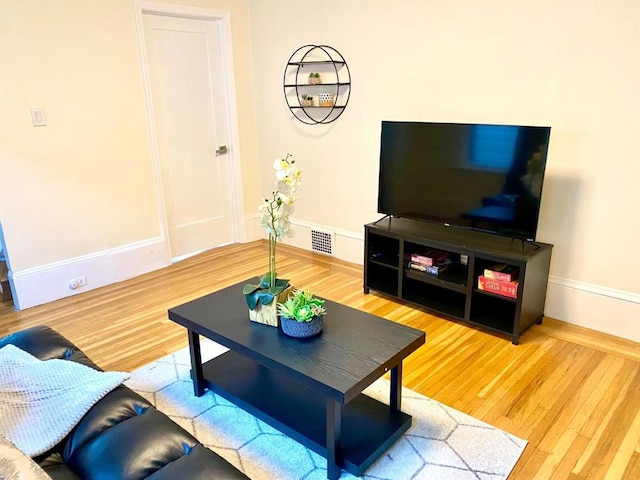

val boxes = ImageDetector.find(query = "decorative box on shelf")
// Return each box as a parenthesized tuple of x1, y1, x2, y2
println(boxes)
(318, 93, 335, 107)
(483, 264, 520, 282)
(477, 275, 518, 299)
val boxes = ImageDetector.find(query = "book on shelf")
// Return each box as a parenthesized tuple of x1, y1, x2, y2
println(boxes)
(483, 264, 519, 282)
(408, 259, 452, 276)
(477, 275, 518, 299)
(410, 250, 449, 267)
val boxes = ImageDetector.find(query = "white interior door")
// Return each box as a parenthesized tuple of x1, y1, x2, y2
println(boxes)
(142, 12, 235, 260)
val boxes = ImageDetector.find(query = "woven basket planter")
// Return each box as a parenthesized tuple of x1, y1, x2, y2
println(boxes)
(280, 315, 323, 338)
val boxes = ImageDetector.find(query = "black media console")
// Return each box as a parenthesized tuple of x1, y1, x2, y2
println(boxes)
(364, 217, 553, 344)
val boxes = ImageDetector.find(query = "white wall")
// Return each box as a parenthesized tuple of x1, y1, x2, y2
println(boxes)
(248, 0, 640, 341)
(2, 0, 638, 343)
(0, 0, 261, 308)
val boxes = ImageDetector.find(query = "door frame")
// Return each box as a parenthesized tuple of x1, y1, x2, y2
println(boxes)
(134, 1, 246, 261)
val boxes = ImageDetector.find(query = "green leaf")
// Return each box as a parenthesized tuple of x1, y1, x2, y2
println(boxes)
(242, 284, 260, 295)
(258, 273, 271, 288)
(244, 290, 260, 310)
(258, 292, 275, 305)
(269, 286, 283, 296)
(245, 275, 290, 310)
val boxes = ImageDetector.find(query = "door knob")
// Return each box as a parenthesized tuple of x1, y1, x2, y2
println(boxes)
(216, 145, 228, 156)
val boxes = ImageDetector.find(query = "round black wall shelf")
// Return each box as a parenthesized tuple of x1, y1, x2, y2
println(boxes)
(283, 45, 351, 125)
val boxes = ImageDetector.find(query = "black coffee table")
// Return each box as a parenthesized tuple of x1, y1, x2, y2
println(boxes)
(168, 280, 425, 479)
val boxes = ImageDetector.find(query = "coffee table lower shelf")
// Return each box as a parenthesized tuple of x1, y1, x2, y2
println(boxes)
(198, 350, 412, 477)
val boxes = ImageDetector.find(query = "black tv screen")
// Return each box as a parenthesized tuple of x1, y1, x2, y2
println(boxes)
(378, 121, 551, 241)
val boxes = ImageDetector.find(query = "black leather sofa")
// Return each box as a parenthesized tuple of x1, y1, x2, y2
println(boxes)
(0, 325, 249, 480)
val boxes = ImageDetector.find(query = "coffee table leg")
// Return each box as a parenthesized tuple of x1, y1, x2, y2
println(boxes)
(326, 399, 342, 480)
(390, 362, 403, 411)
(188, 329, 206, 397)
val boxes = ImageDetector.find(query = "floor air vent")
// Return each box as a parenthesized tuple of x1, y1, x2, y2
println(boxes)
(311, 229, 334, 256)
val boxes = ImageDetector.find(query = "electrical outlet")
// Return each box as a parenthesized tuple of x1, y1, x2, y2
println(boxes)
(68, 276, 87, 290)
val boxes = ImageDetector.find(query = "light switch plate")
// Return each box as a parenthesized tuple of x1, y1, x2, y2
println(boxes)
(30, 108, 46, 126)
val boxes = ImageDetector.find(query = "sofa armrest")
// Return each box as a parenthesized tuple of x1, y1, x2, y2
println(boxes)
(1, 325, 251, 480)
(0, 325, 98, 369)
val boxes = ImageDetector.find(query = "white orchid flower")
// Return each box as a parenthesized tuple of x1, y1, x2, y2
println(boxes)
(273, 157, 289, 171)
(277, 191, 296, 205)
(256, 153, 302, 288)
(289, 167, 302, 184)
(280, 204, 295, 216)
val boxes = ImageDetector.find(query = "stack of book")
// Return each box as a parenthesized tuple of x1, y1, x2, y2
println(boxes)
(408, 250, 452, 276)
(477, 264, 519, 298)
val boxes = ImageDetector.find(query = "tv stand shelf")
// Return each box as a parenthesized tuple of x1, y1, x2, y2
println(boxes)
(364, 217, 553, 344)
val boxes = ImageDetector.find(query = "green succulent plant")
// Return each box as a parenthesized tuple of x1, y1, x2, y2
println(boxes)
(277, 288, 326, 322)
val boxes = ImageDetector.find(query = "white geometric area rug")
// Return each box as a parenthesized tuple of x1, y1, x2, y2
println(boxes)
(125, 339, 526, 480)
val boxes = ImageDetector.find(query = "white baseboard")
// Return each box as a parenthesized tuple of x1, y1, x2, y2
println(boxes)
(283, 219, 364, 265)
(247, 217, 365, 264)
(11, 237, 171, 310)
(545, 276, 640, 343)
(11, 212, 287, 311)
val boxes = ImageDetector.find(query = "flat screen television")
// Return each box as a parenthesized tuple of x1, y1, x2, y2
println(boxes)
(378, 121, 551, 241)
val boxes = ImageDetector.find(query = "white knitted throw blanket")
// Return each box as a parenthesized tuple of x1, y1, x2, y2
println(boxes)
(0, 344, 129, 457)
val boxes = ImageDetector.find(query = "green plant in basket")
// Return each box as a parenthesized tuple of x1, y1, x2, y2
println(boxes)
(243, 274, 290, 310)
(277, 289, 327, 322)
(308, 72, 322, 85)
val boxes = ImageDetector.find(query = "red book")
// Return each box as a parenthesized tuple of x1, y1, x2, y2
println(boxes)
(483, 264, 519, 282)
(410, 253, 433, 266)
(478, 275, 518, 299)
(411, 250, 449, 267)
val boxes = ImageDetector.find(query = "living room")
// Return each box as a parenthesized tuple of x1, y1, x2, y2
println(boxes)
(1, 0, 639, 479)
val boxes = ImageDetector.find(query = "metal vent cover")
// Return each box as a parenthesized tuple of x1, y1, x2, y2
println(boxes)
(311, 229, 334, 256)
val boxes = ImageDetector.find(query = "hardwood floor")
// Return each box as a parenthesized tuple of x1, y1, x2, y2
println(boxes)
(1, 241, 639, 479)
